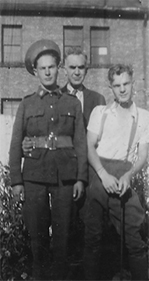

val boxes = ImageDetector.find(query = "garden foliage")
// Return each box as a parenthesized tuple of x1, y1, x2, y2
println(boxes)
(0, 160, 148, 280)
(0, 162, 31, 281)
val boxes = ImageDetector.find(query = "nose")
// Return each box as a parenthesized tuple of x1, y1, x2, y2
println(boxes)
(120, 84, 125, 93)
(74, 67, 80, 75)
(45, 67, 50, 75)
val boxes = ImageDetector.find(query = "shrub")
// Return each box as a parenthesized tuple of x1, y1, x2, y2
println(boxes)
(0, 162, 31, 281)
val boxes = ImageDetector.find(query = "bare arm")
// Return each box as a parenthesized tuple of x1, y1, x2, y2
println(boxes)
(118, 143, 149, 196)
(87, 130, 119, 194)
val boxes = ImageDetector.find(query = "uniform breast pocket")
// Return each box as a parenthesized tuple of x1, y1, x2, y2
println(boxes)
(60, 111, 76, 134)
(60, 111, 75, 119)
(25, 107, 45, 135)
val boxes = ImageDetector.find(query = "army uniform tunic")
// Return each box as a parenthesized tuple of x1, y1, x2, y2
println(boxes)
(10, 86, 87, 185)
(9, 86, 88, 279)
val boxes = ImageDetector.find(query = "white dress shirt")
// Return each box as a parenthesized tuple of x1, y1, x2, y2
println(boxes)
(67, 83, 84, 112)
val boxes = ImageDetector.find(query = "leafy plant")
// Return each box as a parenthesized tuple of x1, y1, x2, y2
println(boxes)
(0, 162, 31, 281)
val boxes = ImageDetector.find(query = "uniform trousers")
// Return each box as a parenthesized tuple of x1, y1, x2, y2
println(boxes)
(22, 180, 73, 280)
(83, 169, 148, 280)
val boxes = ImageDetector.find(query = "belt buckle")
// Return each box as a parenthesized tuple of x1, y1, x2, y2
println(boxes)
(47, 133, 57, 150)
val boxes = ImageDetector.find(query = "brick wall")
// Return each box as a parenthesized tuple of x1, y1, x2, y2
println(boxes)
(0, 14, 148, 109)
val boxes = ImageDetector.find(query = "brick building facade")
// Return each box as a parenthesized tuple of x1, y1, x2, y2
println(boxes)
(0, 0, 149, 116)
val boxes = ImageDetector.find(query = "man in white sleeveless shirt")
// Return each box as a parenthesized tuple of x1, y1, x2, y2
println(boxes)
(84, 64, 149, 280)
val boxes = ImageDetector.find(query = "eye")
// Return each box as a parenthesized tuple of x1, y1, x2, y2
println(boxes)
(70, 66, 76, 70)
(78, 66, 85, 70)
(113, 84, 120, 88)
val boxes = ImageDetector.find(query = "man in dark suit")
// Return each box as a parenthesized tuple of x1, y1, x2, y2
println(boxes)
(62, 47, 106, 129)
(61, 47, 106, 262)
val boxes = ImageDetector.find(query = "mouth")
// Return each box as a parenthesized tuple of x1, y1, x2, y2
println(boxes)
(120, 94, 128, 98)
(73, 78, 82, 82)
(45, 78, 52, 81)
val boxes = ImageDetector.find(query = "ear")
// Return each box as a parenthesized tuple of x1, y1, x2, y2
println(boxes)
(108, 82, 112, 89)
(85, 66, 88, 75)
(63, 65, 68, 77)
(57, 61, 62, 69)
(33, 68, 38, 76)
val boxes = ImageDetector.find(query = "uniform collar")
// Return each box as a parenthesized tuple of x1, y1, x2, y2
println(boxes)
(37, 84, 62, 98)
(107, 101, 138, 121)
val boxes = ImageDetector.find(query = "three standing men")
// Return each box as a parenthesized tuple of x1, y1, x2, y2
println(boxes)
(9, 38, 148, 281)
(84, 64, 149, 280)
(9, 39, 88, 280)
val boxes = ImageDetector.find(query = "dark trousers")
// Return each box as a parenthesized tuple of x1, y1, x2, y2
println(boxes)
(83, 170, 148, 280)
(22, 180, 73, 280)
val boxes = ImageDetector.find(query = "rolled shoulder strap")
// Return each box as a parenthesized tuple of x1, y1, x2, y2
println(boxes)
(97, 104, 111, 141)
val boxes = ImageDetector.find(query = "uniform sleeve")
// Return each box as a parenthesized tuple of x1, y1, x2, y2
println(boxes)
(73, 100, 88, 184)
(9, 101, 25, 186)
(87, 105, 105, 135)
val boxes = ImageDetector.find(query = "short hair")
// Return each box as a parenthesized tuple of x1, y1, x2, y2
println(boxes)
(108, 64, 133, 84)
(64, 46, 88, 64)
(34, 49, 60, 68)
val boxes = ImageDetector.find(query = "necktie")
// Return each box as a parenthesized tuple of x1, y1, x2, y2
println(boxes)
(72, 89, 78, 96)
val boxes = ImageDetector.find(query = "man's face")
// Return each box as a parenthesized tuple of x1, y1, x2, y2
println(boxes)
(64, 54, 87, 88)
(110, 72, 133, 104)
(34, 54, 59, 89)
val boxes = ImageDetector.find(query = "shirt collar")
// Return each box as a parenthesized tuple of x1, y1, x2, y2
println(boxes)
(37, 84, 62, 98)
(107, 101, 138, 121)
(67, 83, 84, 95)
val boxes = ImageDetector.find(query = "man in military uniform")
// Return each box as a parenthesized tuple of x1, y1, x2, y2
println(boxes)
(9, 39, 88, 280)
(21, 46, 106, 267)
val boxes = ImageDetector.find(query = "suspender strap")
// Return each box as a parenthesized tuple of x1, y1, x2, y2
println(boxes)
(98, 106, 139, 161)
(125, 110, 138, 161)
(97, 112, 107, 142)
(98, 104, 111, 141)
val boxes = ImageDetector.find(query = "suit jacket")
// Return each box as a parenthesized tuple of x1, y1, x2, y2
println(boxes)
(61, 85, 106, 129)
(9, 87, 88, 186)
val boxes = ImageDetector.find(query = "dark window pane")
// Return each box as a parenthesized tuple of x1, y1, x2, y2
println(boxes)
(90, 27, 110, 65)
(2, 25, 22, 64)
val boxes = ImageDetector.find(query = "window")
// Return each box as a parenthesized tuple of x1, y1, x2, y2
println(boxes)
(1, 98, 22, 116)
(2, 25, 22, 65)
(90, 27, 110, 66)
(63, 26, 83, 57)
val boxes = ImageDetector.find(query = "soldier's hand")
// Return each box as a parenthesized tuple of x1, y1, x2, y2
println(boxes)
(12, 184, 24, 203)
(22, 136, 33, 156)
(73, 181, 84, 201)
(98, 169, 119, 194)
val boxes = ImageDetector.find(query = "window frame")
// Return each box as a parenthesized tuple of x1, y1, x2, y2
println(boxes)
(1, 24, 23, 67)
(90, 26, 110, 68)
(1, 98, 22, 116)
(63, 26, 83, 60)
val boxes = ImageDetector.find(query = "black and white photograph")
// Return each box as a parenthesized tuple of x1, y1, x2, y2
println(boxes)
(0, 1, 149, 280)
